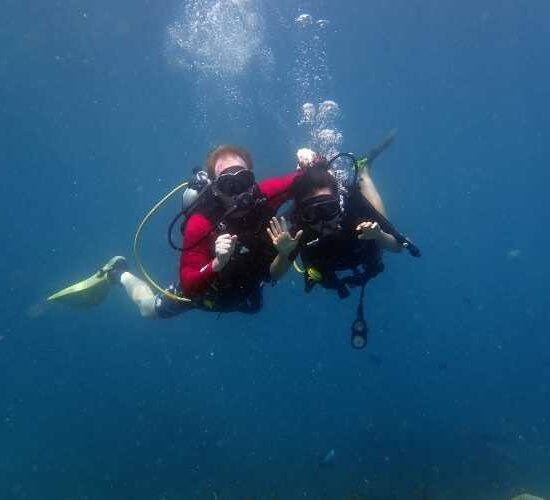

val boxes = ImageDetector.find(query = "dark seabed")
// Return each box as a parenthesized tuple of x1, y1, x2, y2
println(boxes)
(1, 0, 549, 499)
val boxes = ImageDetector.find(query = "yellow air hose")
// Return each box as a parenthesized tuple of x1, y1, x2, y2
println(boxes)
(133, 181, 192, 303)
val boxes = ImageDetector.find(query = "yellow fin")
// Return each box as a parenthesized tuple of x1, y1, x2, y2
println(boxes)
(47, 272, 109, 307)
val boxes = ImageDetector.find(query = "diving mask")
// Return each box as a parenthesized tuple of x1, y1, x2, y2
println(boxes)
(215, 166, 255, 196)
(299, 194, 341, 225)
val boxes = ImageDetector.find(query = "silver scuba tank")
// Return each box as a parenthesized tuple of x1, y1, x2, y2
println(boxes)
(166, 170, 211, 252)
(181, 170, 209, 210)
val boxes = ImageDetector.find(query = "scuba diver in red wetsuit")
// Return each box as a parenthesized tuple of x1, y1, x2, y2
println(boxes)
(48, 145, 314, 319)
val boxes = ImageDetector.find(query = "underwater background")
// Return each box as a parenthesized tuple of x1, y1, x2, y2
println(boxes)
(1, 0, 549, 498)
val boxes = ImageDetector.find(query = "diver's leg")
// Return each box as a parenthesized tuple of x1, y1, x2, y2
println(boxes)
(358, 169, 387, 217)
(119, 272, 157, 318)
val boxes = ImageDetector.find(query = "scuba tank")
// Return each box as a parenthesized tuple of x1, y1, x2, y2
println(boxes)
(181, 169, 210, 211)
(167, 168, 211, 252)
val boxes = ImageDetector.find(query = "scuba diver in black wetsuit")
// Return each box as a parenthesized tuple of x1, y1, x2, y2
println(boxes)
(290, 136, 420, 349)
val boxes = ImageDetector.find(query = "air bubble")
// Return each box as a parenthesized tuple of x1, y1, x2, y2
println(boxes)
(295, 13, 313, 27)
(317, 100, 340, 121)
(300, 102, 316, 124)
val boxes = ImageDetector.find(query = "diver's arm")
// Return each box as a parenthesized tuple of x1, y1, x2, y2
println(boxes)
(260, 172, 300, 210)
(376, 231, 402, 253)
(269, 253, 292, 281)
(358, 169, 387, 217)
(358, 168, 404, 252)
(267, 217, 303, 280)
(180, 214, 219, 297)
(259, 151, 320, 209)
(356, 221, 402, 253)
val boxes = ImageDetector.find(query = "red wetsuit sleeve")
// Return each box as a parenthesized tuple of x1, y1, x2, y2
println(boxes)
(259, 171, 300, 210)
(179, 213, 218, 297)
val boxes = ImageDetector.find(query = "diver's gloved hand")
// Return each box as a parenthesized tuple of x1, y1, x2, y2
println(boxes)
(296, 148, 327, 170)
(212, 233, 238, 271)
(356, 221, 383, 241)
(267, 217, 303, 257)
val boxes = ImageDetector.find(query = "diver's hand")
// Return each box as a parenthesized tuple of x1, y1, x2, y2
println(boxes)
(267, 217, 303, 257)
(296, 148, 327, 170)
(356, 221, 383, 241)
(212, 234, 237, 271)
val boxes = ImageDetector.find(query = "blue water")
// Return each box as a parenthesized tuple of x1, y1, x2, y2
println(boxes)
(1, 1, 549, 499)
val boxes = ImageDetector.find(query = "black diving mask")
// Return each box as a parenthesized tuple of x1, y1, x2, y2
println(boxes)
(214, 166, 263, 216)
(215, 167, 255, 196)
(300, 194, 341, 225)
